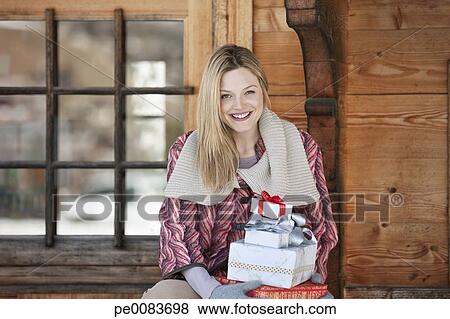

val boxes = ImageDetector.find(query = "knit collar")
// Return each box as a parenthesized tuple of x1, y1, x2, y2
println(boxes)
(164, 107, 320, 206)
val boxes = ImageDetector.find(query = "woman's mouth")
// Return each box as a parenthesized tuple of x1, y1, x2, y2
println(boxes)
(230, 111, 252, 122)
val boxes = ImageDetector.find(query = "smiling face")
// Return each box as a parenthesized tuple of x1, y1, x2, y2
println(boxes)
(219, 67, 264, 135)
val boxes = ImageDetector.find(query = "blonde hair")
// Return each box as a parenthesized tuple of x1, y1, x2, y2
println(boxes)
(196, 44, 271, 193)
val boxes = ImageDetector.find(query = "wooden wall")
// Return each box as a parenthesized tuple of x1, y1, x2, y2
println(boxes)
(253, 0, 450, 297)
(341, 0, 449, 296)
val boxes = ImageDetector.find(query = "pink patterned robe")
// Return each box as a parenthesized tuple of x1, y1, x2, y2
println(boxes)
(159, 128, 338, 281)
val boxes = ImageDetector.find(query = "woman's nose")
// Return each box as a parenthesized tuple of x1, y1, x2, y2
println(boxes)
(234, 96, 245, 109)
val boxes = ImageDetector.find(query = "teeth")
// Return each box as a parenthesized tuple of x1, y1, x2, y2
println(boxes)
(231, 112, 250, 119)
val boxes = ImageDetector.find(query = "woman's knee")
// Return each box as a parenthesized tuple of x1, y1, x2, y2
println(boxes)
(141, 279, 201, 299)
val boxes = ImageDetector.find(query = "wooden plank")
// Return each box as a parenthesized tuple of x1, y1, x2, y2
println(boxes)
(253, 32, 305, 95)
(0, 0, 189, 20)
(252, 33, 305, 95)
(185, 0, 213, 131)
(235, 0, 253, 50)
(254, 0, 285, 9)
(347, 28, 450, 94)
(345, 158, 447, 192)
(213, 0, 228, 48)
(340, 184, 446, 224)
(344, 127, 446, 159)
(349, 0, 450, 30)
(343, 222, 448, 287)
(270, 95, 307, 128)
(254, 7, 292, 32)
(213, 0, 252, 49)
(341, 152, 448, 224)
(263, 63, 306, 95)
(0, 265, 161, 285)
(341, 156, 447, 224)
(343, 94, 447, 159)
(44, 8, 58, 246)
(0, 236, 159, 266)
(0, 284, 151, 294)
(253, 32, 303, 65)
(344, 287, 450, 299)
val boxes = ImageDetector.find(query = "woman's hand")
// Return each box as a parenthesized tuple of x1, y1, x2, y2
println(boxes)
(209, 280, 263, 299)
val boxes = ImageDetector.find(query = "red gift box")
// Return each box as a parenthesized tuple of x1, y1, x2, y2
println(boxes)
(213, 275, 328, 299)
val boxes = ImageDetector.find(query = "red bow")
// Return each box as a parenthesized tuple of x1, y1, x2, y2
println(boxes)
(252, 191, 286, 218)
(253, 191, 284, 204)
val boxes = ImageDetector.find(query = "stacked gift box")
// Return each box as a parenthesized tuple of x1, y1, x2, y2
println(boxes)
(227, 191, 324, 298)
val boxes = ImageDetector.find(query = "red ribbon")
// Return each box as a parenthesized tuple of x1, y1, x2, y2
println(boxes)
(252, 191, 286, 217)
(252, 191, 284, 204)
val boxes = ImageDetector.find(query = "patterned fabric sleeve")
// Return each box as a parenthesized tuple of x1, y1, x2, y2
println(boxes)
(295, 129, 338, 281)
(159, 131, 208, 279)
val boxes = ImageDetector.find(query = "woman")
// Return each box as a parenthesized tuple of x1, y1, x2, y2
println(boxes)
(142, 44, 338, 299)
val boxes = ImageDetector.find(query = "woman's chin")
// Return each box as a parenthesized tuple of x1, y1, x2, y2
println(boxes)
(230, 124, 257, 134)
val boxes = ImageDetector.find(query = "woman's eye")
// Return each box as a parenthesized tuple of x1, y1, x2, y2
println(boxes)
(245, 90, 255, 95)
(221, 94, 231, 99)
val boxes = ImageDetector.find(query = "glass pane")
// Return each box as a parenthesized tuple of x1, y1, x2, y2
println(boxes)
(0, 21, 45, 86)
(126, 95, 184, 161)
(126, 21, 183, 87)
(57, 169, 114, 235)
(0, 169, 45, 235)
(59, 95, 114, 161)
(125, 169, 166, 235)
(0, 95, 46, 160)
(59, 21, 114, 87)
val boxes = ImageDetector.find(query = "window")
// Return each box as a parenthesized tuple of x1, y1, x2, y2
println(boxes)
(0, 2, 211, 294)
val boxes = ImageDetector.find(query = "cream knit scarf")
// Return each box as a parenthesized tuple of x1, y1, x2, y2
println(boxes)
(164, 107, 320, 206)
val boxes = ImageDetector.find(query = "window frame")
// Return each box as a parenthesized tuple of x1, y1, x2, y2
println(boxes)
(0, 0, 212, 294)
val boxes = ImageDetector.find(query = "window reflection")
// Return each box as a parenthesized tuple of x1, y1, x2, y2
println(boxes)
(125, 169, 166, 235)
(0, 21, 45, 86)
(126, 21, 183, 87)
(0, 95, 46, 161)
(0, 169, 45, 235)
(57, 169, 114, 235)
(59, 95, 114, 161)
(126, 94, 184, 161)
(59, 21, 114, 87)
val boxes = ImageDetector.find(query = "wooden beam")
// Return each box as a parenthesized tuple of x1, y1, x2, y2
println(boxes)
(0, 284, 151, 294)
(348, 0, 450, 30)
(213, 0, 228, 49)
(114, 8, 126, 248)
(0, 266, 161, 285)
(45, 8, 58, 246)
(184, 0, 213, 131)
(0, 236, 159, 266)
(0, 0, 189, 20)
(213, 0, 253, 50)
(344, 286, 450, 299)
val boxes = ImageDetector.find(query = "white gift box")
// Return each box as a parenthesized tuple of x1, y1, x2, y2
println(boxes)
(244, 229, 290, 248)
(250, 197, 293, 219)
(227, 238, 317, 288)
